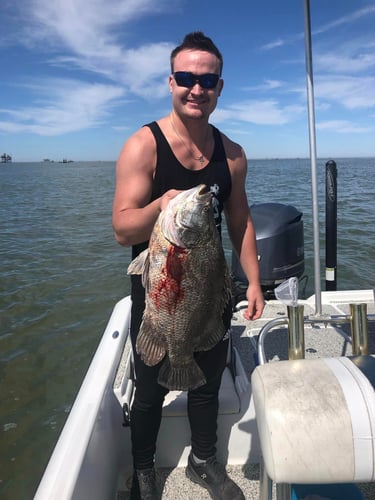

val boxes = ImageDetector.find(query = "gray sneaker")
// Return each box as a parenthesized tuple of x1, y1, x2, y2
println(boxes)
(131, 468, 159, 500)
(186, 453, 245, 500)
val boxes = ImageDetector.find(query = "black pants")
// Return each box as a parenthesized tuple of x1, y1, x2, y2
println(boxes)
(130, 277, 231, 470)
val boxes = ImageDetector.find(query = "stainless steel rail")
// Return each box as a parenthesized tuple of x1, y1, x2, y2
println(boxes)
(257, 308, 375, 365)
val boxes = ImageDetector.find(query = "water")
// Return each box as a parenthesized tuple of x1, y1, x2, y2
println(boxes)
(249, 157, 375, 295)
(0, 158, 374, 498)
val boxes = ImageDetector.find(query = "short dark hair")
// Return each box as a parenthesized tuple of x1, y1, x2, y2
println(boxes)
(170, 31, 223, 75)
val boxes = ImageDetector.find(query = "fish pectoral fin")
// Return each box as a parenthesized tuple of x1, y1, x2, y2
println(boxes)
(136, 328, 166, 366)
(127, 249, 149, 276)
(157, 357, 206, 391)
(127, 249, 150, 289)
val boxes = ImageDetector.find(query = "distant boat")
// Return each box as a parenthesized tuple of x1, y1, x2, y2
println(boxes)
(1, 153, 12, 163)
(59, 159, 74, 163)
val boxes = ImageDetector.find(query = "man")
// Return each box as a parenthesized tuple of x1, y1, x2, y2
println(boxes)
(113, 31, 264, 500)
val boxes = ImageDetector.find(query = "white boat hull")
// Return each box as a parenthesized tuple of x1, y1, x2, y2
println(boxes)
(34, 296, 132, 500)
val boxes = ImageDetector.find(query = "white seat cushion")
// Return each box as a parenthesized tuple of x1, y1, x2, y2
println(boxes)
(251, 356, 375, 484)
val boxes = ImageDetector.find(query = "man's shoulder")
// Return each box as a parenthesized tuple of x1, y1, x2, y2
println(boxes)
(126, 124, 157, 148)
(117, 124, 158, 170)
(214, 128, 246, 164)
(214, 127, 243, 153)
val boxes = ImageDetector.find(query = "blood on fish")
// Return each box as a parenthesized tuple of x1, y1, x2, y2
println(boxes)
(151, 245, 187, 312)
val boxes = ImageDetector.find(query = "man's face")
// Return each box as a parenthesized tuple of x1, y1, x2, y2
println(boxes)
(169, 49, 223, 121)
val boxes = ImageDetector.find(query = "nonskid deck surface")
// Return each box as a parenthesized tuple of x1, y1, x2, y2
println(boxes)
(116, 465, 375, 499)
(117, 464, 261, 499)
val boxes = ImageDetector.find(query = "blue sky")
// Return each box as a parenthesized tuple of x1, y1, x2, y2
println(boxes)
(1, 0, 374, 162)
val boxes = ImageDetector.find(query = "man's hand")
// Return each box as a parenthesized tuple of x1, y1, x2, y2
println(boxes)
(159, 189, 182, 211)
(243, 283, 265, 321)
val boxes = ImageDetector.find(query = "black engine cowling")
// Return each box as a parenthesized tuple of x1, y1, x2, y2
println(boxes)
(231, 202, 304, 301)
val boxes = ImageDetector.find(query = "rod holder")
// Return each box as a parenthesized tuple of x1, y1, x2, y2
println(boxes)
(350, 303, 369, 355)
(325, 160, 337, 291)
(287, 304, 305, 360)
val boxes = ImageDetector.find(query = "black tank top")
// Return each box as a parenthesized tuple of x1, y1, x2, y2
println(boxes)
(132, 120, 232, 260)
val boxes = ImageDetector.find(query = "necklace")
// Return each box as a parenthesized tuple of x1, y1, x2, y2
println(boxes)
(169, 115, 209, 165)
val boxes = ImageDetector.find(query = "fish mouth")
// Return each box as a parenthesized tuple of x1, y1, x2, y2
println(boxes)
(198, 184, 209, 195)
(196, 184, 212, 202)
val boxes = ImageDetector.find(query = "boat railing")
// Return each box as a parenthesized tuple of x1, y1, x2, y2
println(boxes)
(257, 304, 375, 365)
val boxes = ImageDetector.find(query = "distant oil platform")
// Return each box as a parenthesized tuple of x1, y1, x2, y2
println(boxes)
(1, 153, 12, 163)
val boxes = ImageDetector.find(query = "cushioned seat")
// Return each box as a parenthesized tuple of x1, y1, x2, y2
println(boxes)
(251, 356, 375, 484)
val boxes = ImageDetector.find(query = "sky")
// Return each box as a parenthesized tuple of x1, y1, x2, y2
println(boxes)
(0, 0, 374, 162)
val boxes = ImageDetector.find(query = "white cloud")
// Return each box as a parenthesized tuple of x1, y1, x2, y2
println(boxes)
(317, 120, 372, 134)
(313, 6, 375, 36)
(316, 75, 375, 109)
(214, 100, 305, 125)
(314, 35, 375, 75)
(261, 5, 375, 53)
(23, 0, 175, 92)
(0, 80, 124, 135)
(27, 0, 166, 53)
(242, 80, 285, 92)
(317, 51, 375, 74)
(120, 43, 173, 98)
(260, 38, 287, 51)
(0, 0, 176, 135)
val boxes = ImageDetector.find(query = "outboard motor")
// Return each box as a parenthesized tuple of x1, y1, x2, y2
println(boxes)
(231, 203, 304, 302)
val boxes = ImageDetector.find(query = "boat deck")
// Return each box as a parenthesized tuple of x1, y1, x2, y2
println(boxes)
(117, 465, 375, 500)
(117, 290, 375, 499)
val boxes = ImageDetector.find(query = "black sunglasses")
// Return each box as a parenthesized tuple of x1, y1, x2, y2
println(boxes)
(173, 72, 220, 89)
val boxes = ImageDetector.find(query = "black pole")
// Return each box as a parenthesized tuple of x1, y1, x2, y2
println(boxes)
(325, 160, 337, 291)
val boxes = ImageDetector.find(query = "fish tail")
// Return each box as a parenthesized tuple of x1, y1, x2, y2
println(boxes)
(157, 357, 206, 391)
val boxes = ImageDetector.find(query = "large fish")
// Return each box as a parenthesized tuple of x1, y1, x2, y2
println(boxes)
(128, 184, 231, 391)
